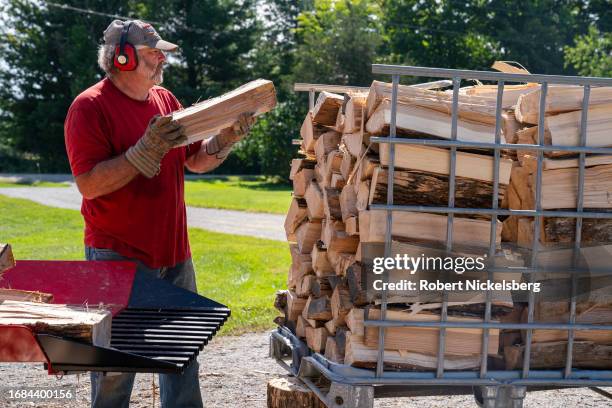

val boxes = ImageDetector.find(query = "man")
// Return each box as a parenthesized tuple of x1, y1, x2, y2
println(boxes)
(64, 19, 254, 408)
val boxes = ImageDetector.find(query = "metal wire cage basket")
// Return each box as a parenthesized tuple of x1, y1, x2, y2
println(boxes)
(271, 65, 612, 408)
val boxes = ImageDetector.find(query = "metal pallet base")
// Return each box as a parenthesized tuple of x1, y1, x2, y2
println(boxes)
(270, 327, 612, 408)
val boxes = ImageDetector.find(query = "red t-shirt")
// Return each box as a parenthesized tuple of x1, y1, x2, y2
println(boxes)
(64, 78, 201, 269)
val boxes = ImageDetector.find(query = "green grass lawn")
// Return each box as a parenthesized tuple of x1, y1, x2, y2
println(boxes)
(0, 176, 292, 214)
(0, 194, 289, 334)
(0, 181, 70, 188)
(184, 176, 292, 214)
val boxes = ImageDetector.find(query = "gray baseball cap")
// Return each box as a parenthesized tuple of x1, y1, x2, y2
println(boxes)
(103, 19, 178, 51)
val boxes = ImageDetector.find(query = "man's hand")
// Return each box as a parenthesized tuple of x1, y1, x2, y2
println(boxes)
(125, 115, 187, 178)
(206, 112, 256, 160)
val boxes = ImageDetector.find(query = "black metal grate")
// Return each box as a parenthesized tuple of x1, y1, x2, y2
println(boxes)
(110, 307, 230, 369)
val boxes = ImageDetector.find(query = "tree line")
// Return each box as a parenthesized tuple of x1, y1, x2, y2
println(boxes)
(0, 0, 610, 177)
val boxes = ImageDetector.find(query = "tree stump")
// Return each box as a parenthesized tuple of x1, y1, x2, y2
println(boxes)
(267, 377, 326, 408)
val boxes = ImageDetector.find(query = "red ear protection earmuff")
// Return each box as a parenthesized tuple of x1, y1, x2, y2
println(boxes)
(113, 22, 138, 71)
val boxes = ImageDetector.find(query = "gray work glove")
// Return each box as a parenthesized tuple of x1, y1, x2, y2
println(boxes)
(206, 112, 256, 160)
(125, 115, 187, 178)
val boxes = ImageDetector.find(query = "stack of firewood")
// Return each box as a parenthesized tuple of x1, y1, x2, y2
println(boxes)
(503, 85, 612, 247)
(276, 76, 612, 370)
(501, 85, 612, 369)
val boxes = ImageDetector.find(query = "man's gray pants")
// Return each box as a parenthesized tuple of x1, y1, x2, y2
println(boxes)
(86, 246, 204, 408)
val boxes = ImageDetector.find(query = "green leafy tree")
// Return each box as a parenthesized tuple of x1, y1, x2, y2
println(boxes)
(586, 0, 611, 32)
(380, 0, 500, 71)
(564, 26, 612, 77)
(230, 0, 307, 179)
(381, 0, 595, 75)
(563, 0, 611, 77)
(483, 0, 591, 74)
(0, 0, 129, 171)
(240, 0, 383, 179)
(292, 0, 384, 86)
(251, 0, 303, 96)
(235, 94, 307, 178)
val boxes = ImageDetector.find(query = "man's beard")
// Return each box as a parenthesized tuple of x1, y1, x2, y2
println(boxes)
(142, 59, 164, 85)
(151, 64, 164, 85)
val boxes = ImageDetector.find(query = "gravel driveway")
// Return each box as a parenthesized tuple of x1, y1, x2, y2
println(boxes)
(1, 332, 611, 408)
(0, 186, 286, 241)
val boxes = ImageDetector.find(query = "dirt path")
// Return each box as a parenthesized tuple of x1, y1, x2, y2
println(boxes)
(0, 186, 286, 241)
(1, 332, 611, 407)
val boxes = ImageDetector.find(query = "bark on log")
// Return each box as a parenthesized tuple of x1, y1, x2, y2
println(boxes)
(517, 216, 612, 246)
(311, 277, 332, 298)
(302, 296, 332, 321)
(323, 188, 342, 220)
(505, 341, 612, 370)
(274, 290, 288, 315)
(370, 167, 506, 209)
(267, 377, 326, 408)
(346, 263, 368, 306)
